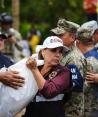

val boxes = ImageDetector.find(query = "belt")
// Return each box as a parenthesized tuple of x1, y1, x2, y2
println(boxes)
(35, 94, 64, 102)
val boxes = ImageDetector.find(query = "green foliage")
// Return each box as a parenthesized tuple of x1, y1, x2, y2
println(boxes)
(0, 0, 11, 14)
(0, 0, 87, 40)
(20, 22, 31, 39)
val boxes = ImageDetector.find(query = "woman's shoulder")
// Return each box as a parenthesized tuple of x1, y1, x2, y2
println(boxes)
(54, 64, 70, 73)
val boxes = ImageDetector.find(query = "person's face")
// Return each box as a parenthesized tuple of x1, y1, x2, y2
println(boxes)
(1, 23, 11, 31)
(59, 32, 75, 48)
(0, 37, 5, 50)
(42, 47, 63, 66)
(93, 29, 98, 43)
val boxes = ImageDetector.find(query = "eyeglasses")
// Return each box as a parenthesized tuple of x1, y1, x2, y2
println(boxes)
(49, 48, 63, 53)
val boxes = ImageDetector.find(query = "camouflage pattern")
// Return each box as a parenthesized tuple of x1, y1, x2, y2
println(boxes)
(80, 20, 98, 35)
(60, 45, 87, 117)
(64, 92, 84, 117)
(84, 53, 98, 117)
(84, 84, 98, 117)
(51, 18, 80, 35)
(77, 26, 98, 117)
(62, 46, 98, 117)
(61, 45, 87, 77)
(76, 28, 93, 43)
(1, 28, 23, 62)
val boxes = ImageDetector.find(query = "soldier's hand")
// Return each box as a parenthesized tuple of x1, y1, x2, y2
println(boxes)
(86, 72, 98, 84)
(0, 71, 25, 89)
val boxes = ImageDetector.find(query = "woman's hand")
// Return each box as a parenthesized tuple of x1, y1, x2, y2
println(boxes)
(86, 72, 98, 84)
(26, 57, 38, 71)
(26, 57, 45, 89)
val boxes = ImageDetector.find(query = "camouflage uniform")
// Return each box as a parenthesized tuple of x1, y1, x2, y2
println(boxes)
(61, 45, 87, 117)
(1, 28, 23, 62)
(61, 45, 87, 77)
(51, 19, 86, 117)
(77, 27, 98, 117)
(84, 50, 98, 117)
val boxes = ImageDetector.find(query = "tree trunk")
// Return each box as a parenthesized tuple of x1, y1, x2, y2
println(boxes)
(12, 0, 20, 31)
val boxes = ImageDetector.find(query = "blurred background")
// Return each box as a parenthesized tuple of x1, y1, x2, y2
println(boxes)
(0, 0, 86, 40)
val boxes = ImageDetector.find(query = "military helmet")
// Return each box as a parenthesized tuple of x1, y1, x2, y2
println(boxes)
(0, 13, 13, 24)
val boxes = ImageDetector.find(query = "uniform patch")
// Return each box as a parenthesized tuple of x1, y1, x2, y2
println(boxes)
(49, 71, 58, 80)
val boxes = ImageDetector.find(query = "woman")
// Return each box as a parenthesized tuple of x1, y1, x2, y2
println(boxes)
(22, 36, 71, 117)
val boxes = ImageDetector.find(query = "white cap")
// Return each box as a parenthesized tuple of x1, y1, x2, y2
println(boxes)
(80, 20, 98, 34)
(36, 36, 63, 53)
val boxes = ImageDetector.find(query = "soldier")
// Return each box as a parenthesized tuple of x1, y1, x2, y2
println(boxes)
(51, 19, 86, 117)
(80, 20, 98, 46)
(77, 24, 98, 117)
(51, 18, 85, 75)
(0, 12, 24, 62)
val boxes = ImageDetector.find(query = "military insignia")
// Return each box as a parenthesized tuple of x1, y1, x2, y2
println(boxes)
(49, 71, 58, 80)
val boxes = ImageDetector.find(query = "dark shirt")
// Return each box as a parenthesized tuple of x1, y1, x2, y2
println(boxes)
(0, 52, 13, 68)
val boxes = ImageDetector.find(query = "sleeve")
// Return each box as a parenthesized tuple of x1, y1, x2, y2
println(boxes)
(3, 55, 14, 67)
(67, 64, 84, 92)
(39, 68, 71, 99)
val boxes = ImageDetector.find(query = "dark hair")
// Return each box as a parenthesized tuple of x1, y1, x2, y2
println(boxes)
(38, 50, 44, 60)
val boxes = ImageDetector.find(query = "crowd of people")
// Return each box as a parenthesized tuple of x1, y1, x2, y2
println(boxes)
(0, 12, 98, 117)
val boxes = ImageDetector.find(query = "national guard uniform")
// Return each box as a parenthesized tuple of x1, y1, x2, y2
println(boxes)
(61, 45, 87, 117)
(84, 47, 98, 117)
(76, 26, 98, 117)
(51, 19, 86, 117)
(0, 13, 24, 62)
(2, 28, 23, 62)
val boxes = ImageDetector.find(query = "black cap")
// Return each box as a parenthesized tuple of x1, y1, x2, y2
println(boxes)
(0, 31, 8, 39)
(0, 13, 13, 24)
